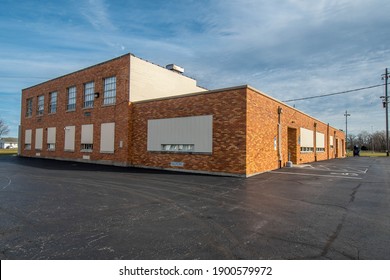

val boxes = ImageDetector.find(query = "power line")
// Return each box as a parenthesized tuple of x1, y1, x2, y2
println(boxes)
(282, 83, 386, 102)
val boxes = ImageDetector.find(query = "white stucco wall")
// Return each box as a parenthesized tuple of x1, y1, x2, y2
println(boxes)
(129, 56, 206, 102)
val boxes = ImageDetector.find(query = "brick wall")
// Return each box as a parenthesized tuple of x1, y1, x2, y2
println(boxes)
(246, 87, 345, 175)
(20, 54, 131, 165)
(131, 86, 345, 176)
(130, 88, 248, 175)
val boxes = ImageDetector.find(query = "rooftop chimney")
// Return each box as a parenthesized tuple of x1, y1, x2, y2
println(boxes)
(166, 64, 184, 74)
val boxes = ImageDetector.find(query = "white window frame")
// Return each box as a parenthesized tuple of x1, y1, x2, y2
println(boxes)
(103, 76, 116, 105)
(83, 82, 94, 108)
(67, 86, 76, 111)
(49, 91, 57, 113)
(26, 98, 33, 117)
(37, 95, 44, 115)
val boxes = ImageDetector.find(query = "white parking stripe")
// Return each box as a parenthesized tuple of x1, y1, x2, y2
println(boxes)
(269, 171, 362, 180)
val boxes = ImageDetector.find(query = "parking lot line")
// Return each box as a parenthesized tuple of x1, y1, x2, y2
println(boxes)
(269, 171, 362, 180)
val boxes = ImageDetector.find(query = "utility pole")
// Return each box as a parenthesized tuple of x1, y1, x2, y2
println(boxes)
(381, 68, 389, 157)
(344, 110, 351, 151)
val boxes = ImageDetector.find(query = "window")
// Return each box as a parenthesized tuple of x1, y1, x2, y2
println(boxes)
(316, 132, 325, 153)
(81, 124, 93, 152)
(47, 127, 56, 151)
(100, 122, 115, 153)
(49, 92, 57, 113)
(25, 129, 32, 150)
(35, 128, 43, 150)
(81, 144, 93, 151)
(37, 95, 44, 115)
(330, 136, 334, 149)
(300, 127, 314, 153)
(83, 82, 94, 108)
(162, 144, 194, 152)
(300, 147, 314, 152)
(26, 98, 33, 117)
(103, 76, 116, 105)
(67, 86, 76, 111)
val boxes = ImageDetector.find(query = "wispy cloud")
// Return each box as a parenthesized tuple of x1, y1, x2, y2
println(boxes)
(79, 0, 116, 31)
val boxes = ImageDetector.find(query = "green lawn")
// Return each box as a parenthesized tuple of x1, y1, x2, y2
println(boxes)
(0, 148, 18, 156)
(346, 150, 388, 157)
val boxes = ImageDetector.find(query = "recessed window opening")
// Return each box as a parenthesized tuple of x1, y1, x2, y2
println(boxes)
(67, 86, 76, 111)
(49, 92, 57, 113)
(47, 143, 56, 150)
(37, 95, 44, 115)
(81, 143, 93, 151)
(103, 76, 116, 105)
(84, 82, 94, 108)
(26, 98, 33, 117)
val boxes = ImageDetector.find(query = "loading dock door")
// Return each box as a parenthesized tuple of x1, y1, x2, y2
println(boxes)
(287, 127, 298, 164)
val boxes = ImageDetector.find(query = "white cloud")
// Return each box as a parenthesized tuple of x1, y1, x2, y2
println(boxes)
(80, 0, 116, 31)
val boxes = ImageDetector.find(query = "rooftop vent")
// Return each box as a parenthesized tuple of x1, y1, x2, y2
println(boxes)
(166, 64, 184, 74)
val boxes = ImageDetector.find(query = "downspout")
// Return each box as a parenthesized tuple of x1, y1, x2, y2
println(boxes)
(327, 123, 330, 160)
(277, 107, 283, 168)
(314, 122, 317, 162)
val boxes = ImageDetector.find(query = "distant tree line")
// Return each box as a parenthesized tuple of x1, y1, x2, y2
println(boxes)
(346, 130, 387, 152)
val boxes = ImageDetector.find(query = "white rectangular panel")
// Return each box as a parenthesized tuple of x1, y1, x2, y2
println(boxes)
(147, 115, 213, 153)
(64, 126, 75, 151)
(316, 132, 325, 148)
(81, 124, 93, 144)
(47, 127, 56, 144)
(25, 129, 32, 144)
(300, 128, 314, 147)
(35, 128, 43, 150)
(100, 122, 115, 153)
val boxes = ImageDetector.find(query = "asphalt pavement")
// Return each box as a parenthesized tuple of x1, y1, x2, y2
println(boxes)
(0, 155, 389, 259)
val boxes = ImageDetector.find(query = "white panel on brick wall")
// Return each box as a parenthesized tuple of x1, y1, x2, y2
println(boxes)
(100, 122, 115, 153)
(316, 132, 325, 148)
(64, 126, 75, 151)
(81, 124, 93, 144)
(35, 128, 43, 150)
(25, 129, 32, 144)
(330, 135, 334, 146)
(47, 127, 56, 144)
(147, 115, 213, 153)
(300, 128, 314, 147)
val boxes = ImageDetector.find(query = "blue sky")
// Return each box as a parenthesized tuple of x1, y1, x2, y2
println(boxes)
(1, 0, 390, 137)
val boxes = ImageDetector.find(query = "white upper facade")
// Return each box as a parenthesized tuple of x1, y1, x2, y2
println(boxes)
(129, 55, 206, 102)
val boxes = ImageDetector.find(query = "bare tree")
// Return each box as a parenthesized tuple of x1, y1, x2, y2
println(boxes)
(0, 119, 10, 138)
(347, 134, 356, 150)
(372, 131, 386, 152)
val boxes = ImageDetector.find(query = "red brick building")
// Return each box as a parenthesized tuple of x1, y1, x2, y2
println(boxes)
(20, 54, 345, 177)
